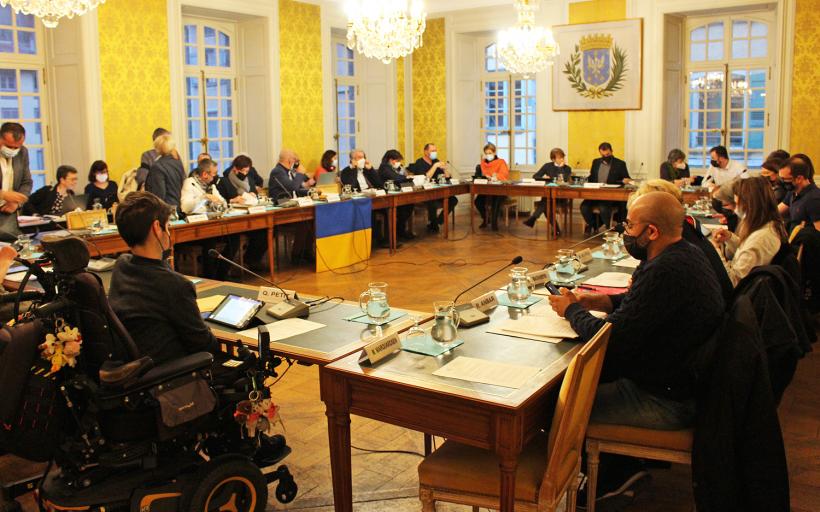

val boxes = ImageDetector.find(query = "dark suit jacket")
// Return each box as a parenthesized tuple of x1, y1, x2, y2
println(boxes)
(216, 168, 247, 201)
(268, 164, 309, 198)
(589, 157, 630, 185)
(340, 166, 383, 192)
(23, 186, 79, 215)
(8, 146, 33, 197)
(145, 155, 186, 209)
(377, 163, 409, 185)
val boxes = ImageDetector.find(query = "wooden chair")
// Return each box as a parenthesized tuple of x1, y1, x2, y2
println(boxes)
(584, 425, 693, 512)
(418, 323, 613, 512)
(500, 197, 518, 227)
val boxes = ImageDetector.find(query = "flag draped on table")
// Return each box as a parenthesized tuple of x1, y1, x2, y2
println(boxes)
(315, 198, 372, 272)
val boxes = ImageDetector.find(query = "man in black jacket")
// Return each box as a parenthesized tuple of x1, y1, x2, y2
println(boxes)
(109, 192, 219, 365)
(580, 142, 632, 234)
(268, 149, 314, 200)
(339, 149, 382, 192)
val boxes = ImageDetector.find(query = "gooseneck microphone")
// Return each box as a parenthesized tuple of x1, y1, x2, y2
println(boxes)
(453, 255, 523, 304)
(207, 249, 309, 319)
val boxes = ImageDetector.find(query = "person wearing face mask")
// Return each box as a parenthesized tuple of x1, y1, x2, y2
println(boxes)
(759, 157, 787, 204)
(181, 160, 227, 215)
(109, 192, 219, 365)
(473, 143, 509, 230)
(268, 149, 314, 200)
(378, 149, 415, 240)
(703, 145, 746, 190)
(314, 150, 338, 180)
(659, 148, 691, 186)
(0, 122, 33, 240)
(408, 142, 459, 233)
(24, 165, 80, 215)
(217, 155, 257, 205)
(580, 142, 632, 235)
(84, 160, 119, 210)
(778, 156, 820, 232)
(340, 149, 382, 192)
(712, 177, 787, 286)
(524, 147, 572, 231)
(548, 192, 724, 506)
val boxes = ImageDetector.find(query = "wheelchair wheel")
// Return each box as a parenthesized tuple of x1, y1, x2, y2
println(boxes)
(185, 457, 267, 512)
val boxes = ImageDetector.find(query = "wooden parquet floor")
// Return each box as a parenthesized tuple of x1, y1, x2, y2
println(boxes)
(2, 206, 818, 511)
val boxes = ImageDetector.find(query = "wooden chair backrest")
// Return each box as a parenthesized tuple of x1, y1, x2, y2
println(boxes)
(539, 323, 612, 507)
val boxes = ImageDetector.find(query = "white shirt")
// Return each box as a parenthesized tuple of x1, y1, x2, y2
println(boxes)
(356, 170, 370, 191)
(705, 159, 746, 187)
(180, 176, 226, 214)
(719, 221, 781, 286)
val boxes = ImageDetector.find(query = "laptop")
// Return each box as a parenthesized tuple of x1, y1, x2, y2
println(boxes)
(316, 172, 337, 186)
(61, 193, 87, 213)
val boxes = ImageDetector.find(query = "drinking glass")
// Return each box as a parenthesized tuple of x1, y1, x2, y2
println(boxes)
(385, 180, 396, 192)
(430, 301, 460, 348)
(15, 234, 31, 258)
(342, 184, 353, 197)
(406, 315, 425, 339)
(359, 282, 390, 335)
(555, 249, 577, 280)
(602, 232, 621, 258)
(506, 267, 534, 304)
(556, 173, 565, 185)
(437, 175, 447, 185)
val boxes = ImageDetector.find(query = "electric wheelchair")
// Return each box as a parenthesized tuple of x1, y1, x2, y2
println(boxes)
(0, 236, 297, 512)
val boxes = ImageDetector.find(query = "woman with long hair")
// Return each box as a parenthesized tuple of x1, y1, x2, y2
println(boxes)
(712, 176, 787, 286)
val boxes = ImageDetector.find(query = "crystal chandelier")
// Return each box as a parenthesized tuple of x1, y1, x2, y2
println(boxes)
(497, 0, 559, 77)
(0, 0, 106, 28)
(345, 0, 426, 64)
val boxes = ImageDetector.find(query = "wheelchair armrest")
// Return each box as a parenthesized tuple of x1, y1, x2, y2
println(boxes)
(135, 352, 214, 389)
(99, 356, 154, 388)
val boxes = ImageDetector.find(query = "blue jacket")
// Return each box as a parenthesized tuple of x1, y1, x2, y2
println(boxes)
(268, 164, 309, 199)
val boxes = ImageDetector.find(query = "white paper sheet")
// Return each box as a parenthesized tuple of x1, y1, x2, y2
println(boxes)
(702, 224, 725, 233)
(583, 272, 632, 288)
(237, 318, 325, 340)
(497, 311, 578, 339)
(432, 356, 542, 389)
(612, 257, 641, 269)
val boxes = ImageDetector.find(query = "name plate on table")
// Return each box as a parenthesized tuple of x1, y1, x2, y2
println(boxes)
(473, 178, 489, 185)
(471, 290, 499, 312)
(520, 178, 535, 183)
(528, 269, 550, 287)
(576, 248, 594, 264)
(258, 286, 296, 303)
(248, 205, 267, 215)
(450, 178, 460, 185)
(186, 214, 208, 223)
(401, 186, 413, 193)
(326, 193, 340, 203)
(359, 332, 401, 365)
(422, 183, 436, 190)
(373, 189, 387, 196)
(583, 183, 603, 189)
(296, 197, 314, 207)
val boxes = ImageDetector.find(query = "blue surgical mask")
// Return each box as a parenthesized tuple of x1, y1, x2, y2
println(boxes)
(430, 151, 438, 160)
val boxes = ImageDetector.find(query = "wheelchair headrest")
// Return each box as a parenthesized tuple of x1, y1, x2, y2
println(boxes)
(41, 235, 90, 274)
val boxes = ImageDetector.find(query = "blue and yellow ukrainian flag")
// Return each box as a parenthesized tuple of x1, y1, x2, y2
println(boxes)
(315, 198, 372, 272)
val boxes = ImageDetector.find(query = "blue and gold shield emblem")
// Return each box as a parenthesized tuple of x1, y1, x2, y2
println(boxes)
(563, 32, 628, 99)
(581, 34, 613, 87)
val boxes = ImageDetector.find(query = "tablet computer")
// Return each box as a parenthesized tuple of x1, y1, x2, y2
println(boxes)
(205, 294, 264, 329)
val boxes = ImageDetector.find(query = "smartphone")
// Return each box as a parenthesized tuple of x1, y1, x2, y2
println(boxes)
(546, 282, 561, 295)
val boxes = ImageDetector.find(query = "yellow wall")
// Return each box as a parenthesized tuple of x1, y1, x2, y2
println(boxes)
(397, 56, 406, 158)
(98, 0, 171, 180)
(411, 17, 446, 161)
(790, 0, 820, 159)
(279, 0, 324, 172)
(567, 0, 626, 170)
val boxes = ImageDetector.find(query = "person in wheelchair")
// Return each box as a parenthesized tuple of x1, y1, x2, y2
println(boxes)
(109, 191, 219, 365)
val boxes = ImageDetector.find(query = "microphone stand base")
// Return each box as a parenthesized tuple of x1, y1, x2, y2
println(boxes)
(267, 300, 310, 320)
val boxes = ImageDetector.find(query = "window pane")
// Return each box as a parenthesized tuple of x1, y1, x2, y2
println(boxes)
(748, 111, 764, 128)
(748, 131, 764, 149)
(747, 152, 764, 168)
(708, 22, 724, 40)
(188, 120, 200, 139)
(221, 99, 231, 117)
(222, 140, 233, 159)
(0, 69, 15, 92)
(336, 43, 346, 58)
(185, 46, 197, 65)
(208, 140, 220, 159)
(207, 119, 218, 137)
(751, 22, 767, 37)
(750, 89, 765, 108)
(706, 91, 721, 109)
(189, 142, 199, 162)
(205, 47, 216, 66)
(21, 95, 39, 118)
(0, 29, 13, 52)
(31, 173, 45, 190)
(16, 13, 34, 28)
(707, 41, 723, 60)
(690, 112, 703, 129)
(706, 111, 722, 129)
(0, 6, 10, 27)
(733, 20, 748, 38)
(185, 76, 198, 97)
(206, 99, 218, 117)
(750, 38, 766, 58)
(749, 70, 766, 87)
(20, 69, 36, 92)
(23, 122, 41, 144)
(219, 31, 230, 46)
(690, 42, 705, 61)
(29, 147, 43, 170)
(730, 111, 744, 129)
(0, 95, 17, 117)
(184, 24, 197, 44)
(219, 49, 230, 67)
(204, 26, 216, 46)
(205, 78, 217, 97)
(691, 26, 706, 41)
(347, 62, 354, 76)
(17, 31, 35, 54)
(706, 132, 721, 147)
(220, 78, 231, 97)
(689, 92, 703, 109)
(732, 40, 748, 59)
(730, 93, 745, 109)
(221, 120, 232, 138)
(729, 131, 744, 149)
(186, 99, 199, 117)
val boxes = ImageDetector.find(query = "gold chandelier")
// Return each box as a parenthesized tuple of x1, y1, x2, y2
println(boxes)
(497, 0, 559, 77)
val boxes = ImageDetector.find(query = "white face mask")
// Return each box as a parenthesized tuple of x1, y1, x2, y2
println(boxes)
(96, 173, 108, 184)
(674, 162, 687, 170)
(331, 159, 337, 168)
(1, 146, 19, 159)
(356, 158, 366, 170)
(484, 154, 494, 161)
(391, 161, 401, 170)
(429, 151, 438, 160)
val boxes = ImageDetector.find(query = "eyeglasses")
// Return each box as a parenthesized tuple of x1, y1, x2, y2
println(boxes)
(624, 220, 645, 232)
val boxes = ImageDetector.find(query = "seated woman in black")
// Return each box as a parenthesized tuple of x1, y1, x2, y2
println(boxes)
(524, 147, 572, 233)
(378, 149, 414, 240)
(659, 148, 691, 185)
(24, 165, 81, 215)
(85, 160, 119, 209)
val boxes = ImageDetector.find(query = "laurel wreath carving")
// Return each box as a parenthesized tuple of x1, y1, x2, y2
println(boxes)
(562, 43, 628, 99)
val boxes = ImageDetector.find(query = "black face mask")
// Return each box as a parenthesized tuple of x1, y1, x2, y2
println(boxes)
(623, 225, 650, 261)
(710, 159, 720, 168)
(291, 161, 300, 172)
(236, 171, 248, 181)
(783, 181, 795, 192)
(602, 155, 612, 164)
(154, 229, 172, 262)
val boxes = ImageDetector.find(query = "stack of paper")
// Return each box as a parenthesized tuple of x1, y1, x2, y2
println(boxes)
(583, 272, 632, 288)
(613, 257, 641, 269)
(238, 318, 325, 340)
(432, 356, 542, 389)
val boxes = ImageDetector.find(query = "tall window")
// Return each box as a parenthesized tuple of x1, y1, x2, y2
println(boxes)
(685, 15, 772, 170)
(183, 19, 237, 171)
(0, 5, 48, 189)
(481, 43, 536, 167)
(333, 39, 357, 169)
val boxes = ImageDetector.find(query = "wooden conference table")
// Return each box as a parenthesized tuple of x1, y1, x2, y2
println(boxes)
(320, 257, 629, 512)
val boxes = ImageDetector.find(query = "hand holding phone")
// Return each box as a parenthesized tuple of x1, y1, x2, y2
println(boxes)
(546, 282, 561, 295)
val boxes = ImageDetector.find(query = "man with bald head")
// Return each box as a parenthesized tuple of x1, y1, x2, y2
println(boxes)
(268, 149, 315, 200)
(550, 192, 725, 506)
